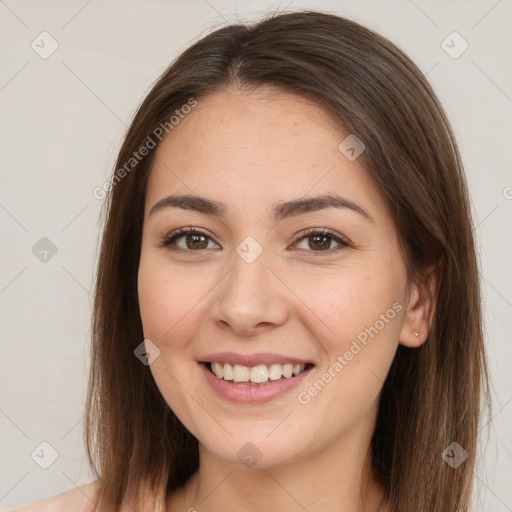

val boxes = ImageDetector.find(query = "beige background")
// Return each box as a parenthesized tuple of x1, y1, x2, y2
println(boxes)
(0, 0, 511, 509)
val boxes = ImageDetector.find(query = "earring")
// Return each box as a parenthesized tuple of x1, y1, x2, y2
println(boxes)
(413, 329, 420, 337)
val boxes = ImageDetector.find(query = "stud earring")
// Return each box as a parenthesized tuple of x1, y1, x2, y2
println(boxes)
(413, 329, 420, 337)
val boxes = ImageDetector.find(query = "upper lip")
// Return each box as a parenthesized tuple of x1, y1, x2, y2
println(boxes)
(198, 352, 314, 367)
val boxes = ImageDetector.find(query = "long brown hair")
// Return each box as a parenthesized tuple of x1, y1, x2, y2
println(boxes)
(86, 10, 489, 511)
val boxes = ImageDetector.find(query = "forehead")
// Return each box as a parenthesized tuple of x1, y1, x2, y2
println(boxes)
(145, 88, 389, 224)
(153, 87, 344, 164)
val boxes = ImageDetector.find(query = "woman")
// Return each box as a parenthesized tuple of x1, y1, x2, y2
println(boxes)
(16, 9, 488, 512)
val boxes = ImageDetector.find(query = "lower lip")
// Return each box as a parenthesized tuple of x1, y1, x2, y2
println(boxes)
(199, 363, 313, 404)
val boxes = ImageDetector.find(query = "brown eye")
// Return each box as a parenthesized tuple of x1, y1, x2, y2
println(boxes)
(308, 234, 332, 251)
(184, 234, 209, 250)
(161, 228, 219, 252)
(294, 229, 349, 254)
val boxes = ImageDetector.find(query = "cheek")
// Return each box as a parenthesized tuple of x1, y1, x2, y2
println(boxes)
(300, 268, 403, 354)
(137, 257, 211, 344)
(292, 272, 402, 437)
(137, 258, 211, 430)
(292, 264, 405, 419)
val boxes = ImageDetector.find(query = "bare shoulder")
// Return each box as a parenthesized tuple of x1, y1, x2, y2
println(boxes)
(10, 481, 99, 512)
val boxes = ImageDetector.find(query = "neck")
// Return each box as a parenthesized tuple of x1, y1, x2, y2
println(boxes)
(168, 414, 388, 512)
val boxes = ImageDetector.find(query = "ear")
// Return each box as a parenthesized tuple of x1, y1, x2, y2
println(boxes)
(399, 264, 440, 348)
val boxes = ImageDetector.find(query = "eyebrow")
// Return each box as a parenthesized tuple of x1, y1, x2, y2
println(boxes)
(149, 193, 374, 223)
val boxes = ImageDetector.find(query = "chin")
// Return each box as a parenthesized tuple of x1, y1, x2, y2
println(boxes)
(201, 434, 306, 470)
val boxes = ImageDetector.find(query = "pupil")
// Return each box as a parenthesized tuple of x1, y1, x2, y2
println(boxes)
(187, 234, 208, 250)
(310, 235, 330, 250)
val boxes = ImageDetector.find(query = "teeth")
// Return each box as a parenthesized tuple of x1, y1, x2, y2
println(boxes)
(268, 364, 282, 380)
(212, 362, 224, 378)
(293, 364, 303, 376)
(210, 362, 307, 383)
(223, 363, 234, 381)
(233, 365, 250, 382)
(282, 363, 293, 378)
(250, 365, 269, 383)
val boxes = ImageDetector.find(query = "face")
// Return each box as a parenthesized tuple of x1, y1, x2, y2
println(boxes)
(137, 87, 413, 468)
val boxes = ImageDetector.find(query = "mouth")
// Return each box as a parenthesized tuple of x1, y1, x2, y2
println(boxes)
(198, 358, 315, 404)
(205, 361, 314, 385)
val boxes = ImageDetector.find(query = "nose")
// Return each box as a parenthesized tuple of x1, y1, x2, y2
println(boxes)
(210, 248, 290, 337)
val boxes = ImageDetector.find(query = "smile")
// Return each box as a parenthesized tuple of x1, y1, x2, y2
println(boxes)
(199, 356, 315, 403)
(208, 362, 311, 384)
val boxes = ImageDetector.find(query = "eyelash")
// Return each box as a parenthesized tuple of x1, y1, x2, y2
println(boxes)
(159, 226, 350, 256)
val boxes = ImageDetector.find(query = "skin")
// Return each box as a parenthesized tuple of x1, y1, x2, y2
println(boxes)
(137, 87, 438, 512)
